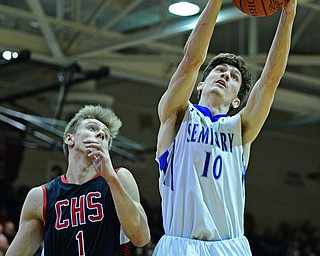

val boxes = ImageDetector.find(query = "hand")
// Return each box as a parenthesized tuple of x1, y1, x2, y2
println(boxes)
(283, 0, 297, 16)
(85, 141, 115, 180)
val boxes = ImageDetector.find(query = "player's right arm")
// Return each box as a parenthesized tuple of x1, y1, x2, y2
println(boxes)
(157, 0, 223, 156)
(6, 186, 44, 256)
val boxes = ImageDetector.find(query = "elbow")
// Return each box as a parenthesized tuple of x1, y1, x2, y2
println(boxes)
(131, 229, 151, 248)
(264, 63, 287, 82)
(181, 55, 205, 73)
(126, 218, 151, 247)
(134, 236, 151, 248)
(183, 46, 206, 68)
(261, 71, 284, 88)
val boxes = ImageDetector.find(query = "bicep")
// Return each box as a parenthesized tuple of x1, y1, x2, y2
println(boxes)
(117, 168, 140, 203)
(158, 57, 200, 123)
(6, 187, 44, 256)
(241, 78, 277, 143)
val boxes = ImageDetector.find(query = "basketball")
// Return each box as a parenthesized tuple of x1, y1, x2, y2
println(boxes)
(232, 0, 286, 17)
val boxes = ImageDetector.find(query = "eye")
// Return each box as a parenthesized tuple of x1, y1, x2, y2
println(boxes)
(103, 130, 110, 140)
(231, 72, 240, 81)
(88, 125, 96, 131)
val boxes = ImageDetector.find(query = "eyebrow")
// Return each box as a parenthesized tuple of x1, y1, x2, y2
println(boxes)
(86, 121, 111, 139)
(86, 121, 109, 132)
(218, 64, 241, 77)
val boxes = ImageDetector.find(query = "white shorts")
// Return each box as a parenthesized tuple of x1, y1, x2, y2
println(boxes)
(152, 235, 252, 256)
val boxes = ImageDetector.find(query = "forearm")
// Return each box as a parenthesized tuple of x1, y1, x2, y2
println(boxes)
(6, 224, 43, 256)
(263, 8, 296, 82)
(159, 0, 223, 119)
(184, 0, 223, 63)
(241, 3, 297, 143)
(6, 241, 36, 256)
(108, 175, 150, 247)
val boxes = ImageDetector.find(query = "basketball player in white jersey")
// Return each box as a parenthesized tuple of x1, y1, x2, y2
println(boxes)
(153, 0, 297, 255)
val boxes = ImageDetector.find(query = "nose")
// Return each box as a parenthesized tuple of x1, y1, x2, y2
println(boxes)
(220, 72, 230, 81)
(96, 130, 105, 140)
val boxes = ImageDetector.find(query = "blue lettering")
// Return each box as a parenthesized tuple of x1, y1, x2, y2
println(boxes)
(214, 132, 220, 149)
(190, 124, 199, 142)
(213, 156, 222, 179)
(201, 152, 222, 180)
(228, 133, 234, 153)
(202, 152, 211, 177)
(221, 133, 227, 151)
(186, 122, 234, 153)
(210, 127, 214, 145)
(187, 123, 192, 142)
(198, 127, 209, 144)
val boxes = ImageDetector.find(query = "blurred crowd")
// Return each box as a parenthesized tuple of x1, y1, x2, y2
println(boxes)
(245, 213, 320, 256)
(0, 220, 15, 256)
(1, 185, 320, 256)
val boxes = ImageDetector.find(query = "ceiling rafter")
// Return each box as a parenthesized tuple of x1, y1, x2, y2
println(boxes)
(66, 0, 113, 51)
(25, 0, 64, 59)
(75, 7, 247, 58)
(100, 0, 145, 30)
(0, 0, 319, 124)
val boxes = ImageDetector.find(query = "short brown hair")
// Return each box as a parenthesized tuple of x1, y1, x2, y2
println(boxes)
(200, 53, 252, 113)
(63, 105, 122, 157)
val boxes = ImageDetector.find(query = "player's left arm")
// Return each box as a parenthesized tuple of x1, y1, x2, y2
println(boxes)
(86, 138, 150, 247)
(109, 167, 150, 248)
(240, 0, 297, 145)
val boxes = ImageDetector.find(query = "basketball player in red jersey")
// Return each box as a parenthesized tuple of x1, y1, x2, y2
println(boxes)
(6, 105, 150, 256)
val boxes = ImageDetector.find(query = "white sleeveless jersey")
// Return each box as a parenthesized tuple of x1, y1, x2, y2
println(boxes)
(156, 103, 247, 241)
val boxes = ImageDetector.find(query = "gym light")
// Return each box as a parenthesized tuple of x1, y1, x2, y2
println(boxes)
(0, 50, 31, 66)
(2, 50, 19, 61)
(168, 1, 200, 16)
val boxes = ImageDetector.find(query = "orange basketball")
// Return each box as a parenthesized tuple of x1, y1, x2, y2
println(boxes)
(232, 0, 286, 17)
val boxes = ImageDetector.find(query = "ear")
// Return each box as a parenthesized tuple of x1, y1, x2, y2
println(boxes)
(230, 97, 241, 109)
(197, 82, 204, 91)
(64, 133, 74, 146)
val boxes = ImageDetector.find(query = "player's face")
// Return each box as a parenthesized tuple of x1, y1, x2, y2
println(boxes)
(73, 119, 110, 154)
(202, 64, 242, 103)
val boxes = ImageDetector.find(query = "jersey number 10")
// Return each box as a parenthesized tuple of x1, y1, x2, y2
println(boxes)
(202, 152, 222, 179)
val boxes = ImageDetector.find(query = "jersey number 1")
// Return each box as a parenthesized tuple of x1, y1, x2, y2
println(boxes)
(76, 230, 85, 256)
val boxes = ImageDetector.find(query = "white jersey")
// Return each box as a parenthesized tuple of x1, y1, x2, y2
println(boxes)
(156, 103, 248, 241)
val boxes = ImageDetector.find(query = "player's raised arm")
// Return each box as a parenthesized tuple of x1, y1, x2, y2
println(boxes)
(157, 0, 223, 155)
(240, 0, 297, 144)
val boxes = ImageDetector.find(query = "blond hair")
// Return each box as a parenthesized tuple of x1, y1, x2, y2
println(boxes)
(63, 105, 122, 157)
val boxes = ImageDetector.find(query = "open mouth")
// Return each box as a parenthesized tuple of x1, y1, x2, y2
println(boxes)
(215, 79, 227, 88)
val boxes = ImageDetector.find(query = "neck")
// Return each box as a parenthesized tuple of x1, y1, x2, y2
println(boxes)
(65, 153, 97, 184)
(198, 98, 229, 116)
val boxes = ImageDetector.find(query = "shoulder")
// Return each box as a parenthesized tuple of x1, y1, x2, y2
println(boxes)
(115, 167, 140, 199)
(115, 167, 134, 181)
(27, 186, 43, 202)
(226, 112, 241, 124)
(220, 113, 242, 129)
(22, 186, 44, 221)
